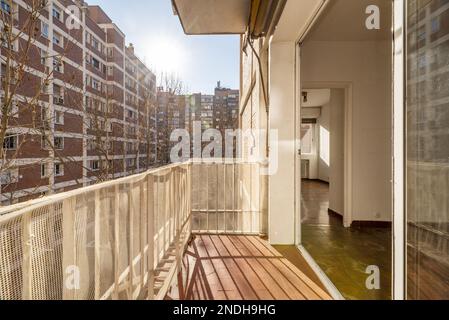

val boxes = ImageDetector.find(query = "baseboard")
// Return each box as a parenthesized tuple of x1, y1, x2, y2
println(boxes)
(297, 245, 345, 300)
(328, 208, 343, 219)
(301, 178, 330, 185)
(351, 221, 392, 228)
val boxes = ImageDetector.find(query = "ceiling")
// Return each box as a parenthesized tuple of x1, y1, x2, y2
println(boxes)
(306, 0, 392, 42)
(302, 89, 331, 108)
(172, 0, 251, 34)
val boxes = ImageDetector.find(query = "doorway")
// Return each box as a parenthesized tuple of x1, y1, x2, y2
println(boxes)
(296, 0, 394, 300)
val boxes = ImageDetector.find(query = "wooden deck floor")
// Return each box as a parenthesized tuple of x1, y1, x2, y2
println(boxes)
(176, 235, 332, 300)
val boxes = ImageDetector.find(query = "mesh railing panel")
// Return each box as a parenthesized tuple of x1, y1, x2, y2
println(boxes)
(0, 163, 192, 300)
(191, 160, 261, 234)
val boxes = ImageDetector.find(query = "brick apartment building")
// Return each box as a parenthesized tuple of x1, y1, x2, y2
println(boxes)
(157, 82, 239, 165)
(0, 0, 156, 205)
(155, 88, 186, 165)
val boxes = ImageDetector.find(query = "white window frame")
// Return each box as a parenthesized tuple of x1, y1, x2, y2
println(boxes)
(54, 136, 64, 150)
(41, 21, 49, 38)
(54, 163, 64, 177)
(55, 110, 64, 125)
(53, 31, 63, 47)
(52, 5, 63, 22)
(3, 134, 18, 150)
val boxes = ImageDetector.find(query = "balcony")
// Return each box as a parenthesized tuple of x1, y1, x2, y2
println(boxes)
(0, 160, 330, 300)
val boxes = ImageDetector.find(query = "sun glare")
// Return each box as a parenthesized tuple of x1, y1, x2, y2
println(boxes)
(143, 37, 186, 75)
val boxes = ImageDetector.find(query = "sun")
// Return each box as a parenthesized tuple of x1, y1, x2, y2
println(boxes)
(144, 37, 186, 75)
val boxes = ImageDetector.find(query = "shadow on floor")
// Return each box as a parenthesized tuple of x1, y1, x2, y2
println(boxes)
(174, 235, 332, 300)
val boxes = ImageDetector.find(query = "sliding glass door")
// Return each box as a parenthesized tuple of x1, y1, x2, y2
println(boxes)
(406, 0, 449, 299)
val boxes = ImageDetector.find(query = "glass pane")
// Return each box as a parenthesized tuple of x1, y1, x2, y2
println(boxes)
(301, 124, 313, 155)
(300, 0, 393, 300)
(406, 0, 449, 300)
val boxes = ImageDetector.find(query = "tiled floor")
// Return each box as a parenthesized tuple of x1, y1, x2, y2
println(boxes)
(177, 235, 332, 300)
(301, 180, 392, 300)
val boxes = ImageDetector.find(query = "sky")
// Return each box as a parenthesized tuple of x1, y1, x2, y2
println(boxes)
(87, 0, 240, 94)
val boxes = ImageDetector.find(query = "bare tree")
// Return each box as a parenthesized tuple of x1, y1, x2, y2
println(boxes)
(0, 0, 84, 204)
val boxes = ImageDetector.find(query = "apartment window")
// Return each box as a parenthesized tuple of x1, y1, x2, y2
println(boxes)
(0, 169, 18, 185)
(92, 38, 99, 50)
(53, 32, 63, 47)
(0, 30, 16, 51)
(41, 135, 50, 149)
(53, 57, 63, 73)
(92, 78, 101, 91)
(55, 110, 64, 125)
(126, 158, 135, 167)
(41, 164, 47, 178)
(41, 79, 50, 94)
(3, 134, 17, 150)
(52, 5, 63, 22)
(107, 48, 113, 57)
(107, 66, 113, 76)
(0, 95, 18, 118)
(87, 138, 95, 151)
(92, 57, 100, 70)
(0, 0, 10, 14)
(91, 160, 100, 171)
(53, 84, 64, 104)
(41, 22, 49, 38)
(301, 124, 314, 155)
(40, 49, 48, 65)
(54, 136, 64, 150)
(54, 163, 64, 177)
(106, 121, 112, 133)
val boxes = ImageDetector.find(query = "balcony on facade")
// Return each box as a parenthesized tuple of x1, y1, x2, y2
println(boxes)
(0, 160, 331, 300)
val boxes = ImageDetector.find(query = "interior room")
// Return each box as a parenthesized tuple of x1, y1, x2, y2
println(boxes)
(299, 0, 393, 300)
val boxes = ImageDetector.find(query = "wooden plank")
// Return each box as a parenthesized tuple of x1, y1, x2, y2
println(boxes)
(278, 258, 332, 300)
(243, 258, 289, 300)
(252, 236, 283, 256)
(218, 235, 242, 257)
(221, 258, 258, 300)
(257, 258, 306, 300)
(201, 235, 221, 257)
(227, 236, 253, 256)
(245, 236, 279, 257)
(270, 258, 327, 300)
(237, 235, 268, 257)
(219, 235, 274, 300)
(233, 258, 274, 300)
(201, 236, 241, 300)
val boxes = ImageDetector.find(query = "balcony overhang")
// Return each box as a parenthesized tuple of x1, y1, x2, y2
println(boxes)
(172, 0, 284, 38)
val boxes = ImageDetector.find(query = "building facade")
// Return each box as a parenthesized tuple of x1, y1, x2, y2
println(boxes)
(0, 0, 156, 205)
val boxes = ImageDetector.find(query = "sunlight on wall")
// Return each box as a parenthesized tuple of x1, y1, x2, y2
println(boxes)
(320, 125, 330, 166)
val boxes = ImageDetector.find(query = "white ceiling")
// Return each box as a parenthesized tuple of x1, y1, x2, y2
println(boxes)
(272, 0, 323, 42)
(306, 0, 392, 42)
(302, 89, 331, 108)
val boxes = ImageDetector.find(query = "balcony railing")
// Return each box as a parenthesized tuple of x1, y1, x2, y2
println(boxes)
(0, 160, 260, 300)
(191, 160, 261, 234)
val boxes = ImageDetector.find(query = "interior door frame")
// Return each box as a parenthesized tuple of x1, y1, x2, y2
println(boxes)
(392, 0, 406, 301)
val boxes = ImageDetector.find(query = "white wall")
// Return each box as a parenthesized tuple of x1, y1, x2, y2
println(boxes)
(329, 89, 345, 216)
(268, 41, 296, 244)
(302, 41, 392, 222)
